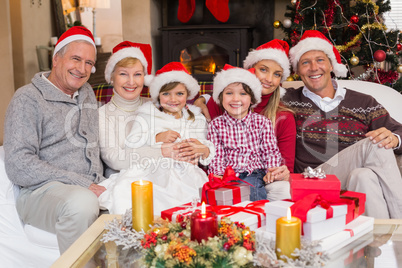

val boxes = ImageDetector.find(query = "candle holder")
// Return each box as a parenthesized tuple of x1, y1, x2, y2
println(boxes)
(275, 208, 301, 260)
(190, 203, 218, 243)
(131, 180, 153, 232)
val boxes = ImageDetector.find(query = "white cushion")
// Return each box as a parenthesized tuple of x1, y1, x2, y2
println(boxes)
(0, 146, 60, 266)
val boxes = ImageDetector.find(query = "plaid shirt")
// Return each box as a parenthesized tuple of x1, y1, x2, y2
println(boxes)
(207, 111, 282, 176)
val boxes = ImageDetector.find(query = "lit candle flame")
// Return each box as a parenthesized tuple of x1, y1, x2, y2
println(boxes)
(139, 179, 143, 185)
(201, 202, 206, 218)
(287, 207, 292, 221)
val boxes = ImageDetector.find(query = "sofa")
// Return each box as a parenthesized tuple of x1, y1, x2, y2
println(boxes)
(1, 80, 401, 267)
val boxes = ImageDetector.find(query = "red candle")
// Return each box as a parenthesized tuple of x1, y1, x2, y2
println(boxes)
(190, 202, 218, 243)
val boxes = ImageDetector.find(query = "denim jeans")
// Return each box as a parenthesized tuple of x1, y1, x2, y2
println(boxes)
(239, 169, 267, 201)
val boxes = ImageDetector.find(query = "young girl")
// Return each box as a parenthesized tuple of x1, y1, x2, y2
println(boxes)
(208, 64, 290, 201)
(195, 39, 296, 173)
(99, 62, 215, 215)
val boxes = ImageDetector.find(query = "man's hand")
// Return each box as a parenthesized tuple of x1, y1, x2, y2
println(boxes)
(263, 165, 290, 184)
(156, 130, 181, 143)
(365, 127, 399, 149)
(193, 96, 211, 122)
(88, 183, 106, 197)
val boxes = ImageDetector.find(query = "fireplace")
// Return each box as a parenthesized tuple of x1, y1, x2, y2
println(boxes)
(159, 0, 275, 82)
(161, 25, 252, 81)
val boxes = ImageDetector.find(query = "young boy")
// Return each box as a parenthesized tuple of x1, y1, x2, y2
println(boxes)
(207, 64, 290, 201)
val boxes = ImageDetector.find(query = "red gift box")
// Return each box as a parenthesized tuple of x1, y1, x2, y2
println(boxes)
(290, 173, 341, 201)
(340, 190, 366, 222)
(161, 202, 210, 222)
(200, 184, 250, 206)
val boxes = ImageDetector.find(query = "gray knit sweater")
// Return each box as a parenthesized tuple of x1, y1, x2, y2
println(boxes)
(4, 72, 105, 190)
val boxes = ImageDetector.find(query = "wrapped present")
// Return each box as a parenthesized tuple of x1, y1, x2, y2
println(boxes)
(199, 184, 250, 205)
(265, 197, 348, 241)
(340, 190, 366, 223)
(290, 168, 341, 202)
(213, 200, 269, 230)
(161, 201, 210, 223)
(202, 166, 251, 206)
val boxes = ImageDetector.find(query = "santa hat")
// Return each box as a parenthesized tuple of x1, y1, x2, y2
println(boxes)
(149, 62, 200, 102)
(289, 30, 348, 77)
(213, 64, 262, 107)
(243, 39, 291, 82)
(53, 26, 97, 73)
(104, 41, 153, 85)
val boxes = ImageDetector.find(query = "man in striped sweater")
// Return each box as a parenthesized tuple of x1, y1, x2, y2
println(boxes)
(282, 30, 402, 219)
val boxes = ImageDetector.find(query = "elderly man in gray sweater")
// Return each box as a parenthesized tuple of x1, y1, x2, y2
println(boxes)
(3, 26, 106, 253)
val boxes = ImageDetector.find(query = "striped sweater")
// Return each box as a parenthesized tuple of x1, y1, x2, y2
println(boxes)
(282, 86, 402, 172)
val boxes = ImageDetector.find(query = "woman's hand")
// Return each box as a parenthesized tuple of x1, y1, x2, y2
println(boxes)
(176, 138, 210, 164)
(263, 165, 290, 184)
(155, 130, 181, 143)
(193, 96, 211, 122)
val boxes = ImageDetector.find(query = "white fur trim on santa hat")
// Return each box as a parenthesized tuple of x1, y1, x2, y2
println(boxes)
(53, 35, 96, 57)
(149, 71, 200, 102)
(243, 48, 290, 82)
(213, 68, 262, 107)
(289, 38, 348, 77)
(104, 47, 149, 84)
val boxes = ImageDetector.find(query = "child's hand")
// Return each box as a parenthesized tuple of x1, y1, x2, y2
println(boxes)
(176, 138, 210, 163)
(263, 165, 290, 184)
(161, 142, 180, 160)
(156, 130, 181, 143)
(193, 96, 211, 122)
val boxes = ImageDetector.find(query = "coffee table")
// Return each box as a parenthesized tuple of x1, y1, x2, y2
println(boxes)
(51, 215, 402, 267)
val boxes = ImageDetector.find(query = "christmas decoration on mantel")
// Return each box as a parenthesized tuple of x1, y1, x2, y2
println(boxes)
(178, 0, 230, 23)
(276, 0, 402, 92)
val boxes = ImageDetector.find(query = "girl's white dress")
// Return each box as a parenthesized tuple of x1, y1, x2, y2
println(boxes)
(98, 102, 215, 215)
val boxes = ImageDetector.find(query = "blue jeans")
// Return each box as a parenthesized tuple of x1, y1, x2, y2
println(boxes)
(239, 169, 267, 201)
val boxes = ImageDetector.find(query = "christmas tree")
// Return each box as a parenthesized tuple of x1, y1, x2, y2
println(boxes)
(278, 0, 402, 92)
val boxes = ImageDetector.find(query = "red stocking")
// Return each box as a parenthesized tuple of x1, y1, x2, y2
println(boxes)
(178, 0, 196, 23)
(206, 0, 230, 22)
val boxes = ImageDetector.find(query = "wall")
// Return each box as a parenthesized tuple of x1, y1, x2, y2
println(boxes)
(79, 1, 123, 53)
(273, 0, 288, 40)
(121, 0, 162, 72)
(0, 0, 16, 144)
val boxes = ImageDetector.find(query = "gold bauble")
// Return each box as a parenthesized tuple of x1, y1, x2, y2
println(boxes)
(291, 0, 297, 5)
(293, 74, 299, 80)
(350, 56, 359, 66)
(397, 65, 402, 73)
(273, 20, 281, 29)
(286, 76, 294, 81)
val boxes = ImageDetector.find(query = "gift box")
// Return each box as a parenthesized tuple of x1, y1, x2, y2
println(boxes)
(161, 202, 210, 223)
(340, 190, 366, 223)
(290, 173, 341, 201)
(214, 200, 268, 230)
(200, 183, 250, 206)
(265, 200, 347, 241)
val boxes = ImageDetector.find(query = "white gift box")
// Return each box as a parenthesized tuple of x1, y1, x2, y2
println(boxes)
(255, 215, 374, 257)
(217, 201, 266, 231)
(265, 200, 347, 241)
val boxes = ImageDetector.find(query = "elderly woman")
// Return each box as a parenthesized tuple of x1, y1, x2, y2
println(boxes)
(98, 41, 157, 177)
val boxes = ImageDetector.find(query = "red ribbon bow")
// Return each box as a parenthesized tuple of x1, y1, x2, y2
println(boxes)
(209, 200, 269, 228)
(202, 166, 252, 206)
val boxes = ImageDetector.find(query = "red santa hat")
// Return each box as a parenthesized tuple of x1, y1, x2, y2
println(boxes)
(149, 62, 200, 102)
(104, 41, 153, 85)
(213, 64, 262, 106)
(289, 30, 348, 77)
(53, 26, 97, 73)
(243, 39, 291, 82)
